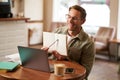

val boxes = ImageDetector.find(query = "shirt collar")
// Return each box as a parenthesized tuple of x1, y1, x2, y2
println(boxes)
(67, 27, 84, 41)
(74, 28, 84, 41)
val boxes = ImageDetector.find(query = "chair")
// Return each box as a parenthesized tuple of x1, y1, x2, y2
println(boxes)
(94, 27, 115, 59)
(48, 22, 66, 32)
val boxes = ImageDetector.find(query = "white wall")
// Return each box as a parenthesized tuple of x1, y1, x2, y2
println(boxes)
(44, 0, 53, 31)
(117, 0, 120, 39)
(24, 0, 44, 45)
(109, 0, 119, 38)
(109, 0, 120, 39)
(0, 21, 28, 61)
(24, 0, 43, 20)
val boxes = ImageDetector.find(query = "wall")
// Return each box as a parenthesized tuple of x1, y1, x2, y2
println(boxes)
(0, 21, 28, 61)
(117, 0, 120, 57)
(24, 0, 44, 45)
(43, 0, 53, 31)
(24, 0, 43, 20)
(117, 0, 120, 39)
(109, 0, 119, 38)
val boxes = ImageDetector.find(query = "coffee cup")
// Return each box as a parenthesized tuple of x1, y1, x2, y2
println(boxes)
(54, 64, 65, 76)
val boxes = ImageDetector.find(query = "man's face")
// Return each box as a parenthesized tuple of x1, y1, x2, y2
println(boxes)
(66, 9, 85, 31)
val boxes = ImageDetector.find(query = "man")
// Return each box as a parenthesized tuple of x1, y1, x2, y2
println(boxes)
(42, 5, 95, 80)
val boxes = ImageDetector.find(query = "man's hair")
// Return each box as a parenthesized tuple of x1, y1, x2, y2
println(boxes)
(69, 5, 86, 20)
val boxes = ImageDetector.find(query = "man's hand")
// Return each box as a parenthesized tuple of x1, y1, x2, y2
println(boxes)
(52, 50, 66, 61)
(41, 47, 49, 51)
(41, 47, 67, 61)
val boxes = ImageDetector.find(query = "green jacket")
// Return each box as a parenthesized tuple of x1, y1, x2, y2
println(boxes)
(54, 26, 95, 79)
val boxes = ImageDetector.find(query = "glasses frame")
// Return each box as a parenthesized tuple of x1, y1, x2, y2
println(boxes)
(65, 14, 81, 21)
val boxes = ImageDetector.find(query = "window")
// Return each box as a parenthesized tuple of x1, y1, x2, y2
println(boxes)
(52, 0, 79, 22)
(80, 0, 110, 35)
(52, 0, 110, 36)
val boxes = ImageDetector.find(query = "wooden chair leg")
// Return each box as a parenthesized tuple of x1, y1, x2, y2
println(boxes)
(108, 47, 111, 60)
(118, 62, 120, 74)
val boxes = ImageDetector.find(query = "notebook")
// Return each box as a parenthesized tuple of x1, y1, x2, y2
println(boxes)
(43, 32, 67, 56)
(0, 61, 19, 71)
(17, 46, 54, 73)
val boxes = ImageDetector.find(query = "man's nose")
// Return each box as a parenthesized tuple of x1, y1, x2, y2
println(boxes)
(69, 18, 74, 23)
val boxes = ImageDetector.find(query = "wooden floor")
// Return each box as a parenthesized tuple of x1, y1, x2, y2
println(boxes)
(88, 58, 120, 80)
(29, 44, 120, 80)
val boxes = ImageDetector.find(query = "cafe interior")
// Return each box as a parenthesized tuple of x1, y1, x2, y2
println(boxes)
(0, 0, 120, 80)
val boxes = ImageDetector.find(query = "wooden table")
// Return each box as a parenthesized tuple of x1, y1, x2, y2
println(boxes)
(0, 60, 86, 80)
(109, 39, 120, 74)
(109, 39, 120, 60)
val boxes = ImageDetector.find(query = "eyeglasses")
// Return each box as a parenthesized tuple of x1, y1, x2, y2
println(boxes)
(65, 14, 81, 21)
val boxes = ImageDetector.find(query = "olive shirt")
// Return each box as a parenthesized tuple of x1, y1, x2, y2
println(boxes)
(53, 26, 95, 79)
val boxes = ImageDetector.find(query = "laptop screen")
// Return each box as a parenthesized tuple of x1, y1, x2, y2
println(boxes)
(17, 46, 52, 73)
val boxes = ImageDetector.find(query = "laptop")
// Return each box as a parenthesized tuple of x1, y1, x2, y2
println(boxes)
(17, 46, 54, 73)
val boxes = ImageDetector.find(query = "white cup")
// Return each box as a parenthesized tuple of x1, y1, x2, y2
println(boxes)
(54, 64, 65, 76)
(18, 12, 24, 17)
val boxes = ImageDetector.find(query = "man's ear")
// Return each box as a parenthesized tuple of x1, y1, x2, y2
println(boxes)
(81, 19, 86, 25)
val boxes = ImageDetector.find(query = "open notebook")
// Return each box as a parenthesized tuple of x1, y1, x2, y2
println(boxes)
(43, 32, 67, 56)
(17, 46, 54, 73)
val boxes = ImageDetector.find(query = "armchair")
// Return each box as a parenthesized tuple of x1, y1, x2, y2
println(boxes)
(48, 22, 66, 32)
(94, 27, 115, 60)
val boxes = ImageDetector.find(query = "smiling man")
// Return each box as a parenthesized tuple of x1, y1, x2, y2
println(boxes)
(42, 5, 95, 80)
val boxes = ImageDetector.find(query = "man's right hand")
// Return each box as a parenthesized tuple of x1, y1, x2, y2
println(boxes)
(41, 47, 67, 61)
(41, 47, 49, 51)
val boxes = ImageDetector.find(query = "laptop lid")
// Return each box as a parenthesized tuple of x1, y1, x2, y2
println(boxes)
(17, 46, 52, 73)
